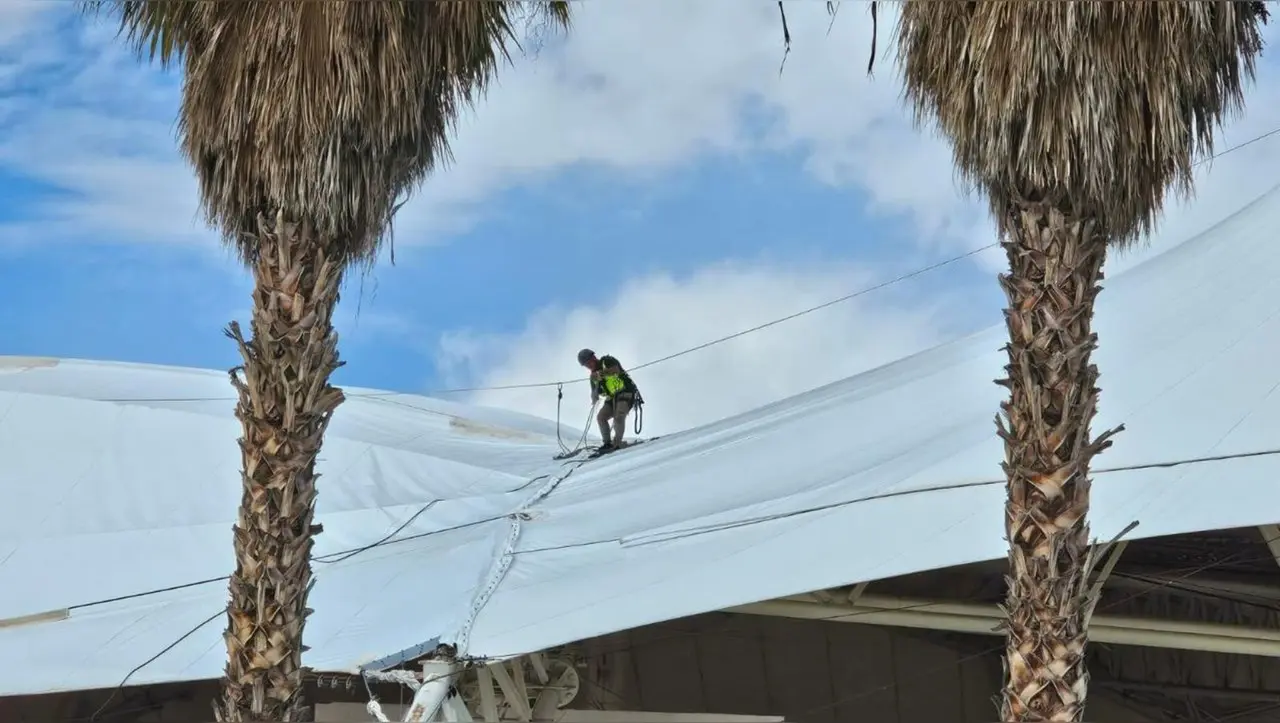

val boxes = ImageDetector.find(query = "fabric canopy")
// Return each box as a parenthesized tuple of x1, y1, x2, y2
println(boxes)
(3, 188, 1280, 696)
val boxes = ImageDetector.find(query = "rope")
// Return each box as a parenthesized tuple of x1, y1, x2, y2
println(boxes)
(83, 122, 1280, 408)
(73, 449, 1280, 722)
(554, 383, 597, 460)
(87, 608, 224, 722)
(92, 242, 996, 405)
(555, 384, 570, 456)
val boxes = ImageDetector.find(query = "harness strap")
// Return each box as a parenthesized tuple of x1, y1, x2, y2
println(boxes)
(633, 391, 644, 435)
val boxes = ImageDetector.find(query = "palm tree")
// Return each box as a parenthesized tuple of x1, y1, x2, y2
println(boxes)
(94, 2, 570, 720)
(887, 2, 1267, 720)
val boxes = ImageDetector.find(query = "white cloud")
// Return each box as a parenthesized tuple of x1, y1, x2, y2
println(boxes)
(441, 163, 1275, 436)
(400, 1, 1280, 267)
(401, 1, 971, 245)
(0, 1, 47, 47)
(4, 0, 1279, 428)
(427, 0, 1280, 433)
(0, 10, 207, 250)
(3, 1, 1279, 267)
(438, 260, 956, 435)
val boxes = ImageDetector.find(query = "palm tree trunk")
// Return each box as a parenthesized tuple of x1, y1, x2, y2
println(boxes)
(215, 210, 346, 722)
(995, 196, 1121, 722)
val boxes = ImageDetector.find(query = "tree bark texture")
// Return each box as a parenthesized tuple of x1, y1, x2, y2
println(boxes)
(215, 210, 345, 722)
(996, 198, 1121, 722)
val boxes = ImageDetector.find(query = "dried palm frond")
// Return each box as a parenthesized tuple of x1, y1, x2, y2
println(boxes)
(89, 0, 571, 264)
(894, 0, 1267, 245)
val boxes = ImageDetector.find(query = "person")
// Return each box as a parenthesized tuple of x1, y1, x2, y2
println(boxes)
(577, 348, 641, 451)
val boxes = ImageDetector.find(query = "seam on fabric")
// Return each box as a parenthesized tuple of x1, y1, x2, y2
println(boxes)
(453, 460, 586, 655)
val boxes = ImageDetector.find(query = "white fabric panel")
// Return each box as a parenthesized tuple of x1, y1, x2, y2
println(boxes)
(1, 188, 1278, 695)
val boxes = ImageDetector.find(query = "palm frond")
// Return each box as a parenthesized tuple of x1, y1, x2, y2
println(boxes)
(895, 0, 1268, 245)
(82, 0, 208, 67)
(92, 0, 571, 264)
(546, 1, 572, 30)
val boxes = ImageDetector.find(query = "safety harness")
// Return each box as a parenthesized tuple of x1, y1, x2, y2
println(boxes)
(597, 366, 644, 436)
(553, 364, 645, 459)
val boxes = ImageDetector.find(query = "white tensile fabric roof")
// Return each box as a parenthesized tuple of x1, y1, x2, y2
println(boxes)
(4, 188, 1280, 697)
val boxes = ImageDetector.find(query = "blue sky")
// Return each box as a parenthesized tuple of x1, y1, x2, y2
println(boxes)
(4, 2, 1280, 432)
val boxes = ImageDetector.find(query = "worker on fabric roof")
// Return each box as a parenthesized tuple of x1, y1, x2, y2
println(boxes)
(577, 348, 640, 452)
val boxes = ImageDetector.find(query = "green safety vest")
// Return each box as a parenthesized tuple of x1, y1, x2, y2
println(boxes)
(602, 373, 627, 397)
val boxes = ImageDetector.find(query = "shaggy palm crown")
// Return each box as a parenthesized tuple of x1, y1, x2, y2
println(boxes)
(891, 1, 1267, 244)
(99, 0, 570, 264)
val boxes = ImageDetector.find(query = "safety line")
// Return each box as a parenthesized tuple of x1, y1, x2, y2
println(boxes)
(77, 451, 1280, 719)
(88, 122, 1280, 404)
(60, 443, 1280, 617)
(95, 244, 990, 403)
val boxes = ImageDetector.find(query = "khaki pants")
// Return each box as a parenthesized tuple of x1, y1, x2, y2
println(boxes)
(598, 393, 634, 446)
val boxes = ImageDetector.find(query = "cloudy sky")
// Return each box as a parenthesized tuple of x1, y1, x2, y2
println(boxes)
(4, 2, 1280, 435)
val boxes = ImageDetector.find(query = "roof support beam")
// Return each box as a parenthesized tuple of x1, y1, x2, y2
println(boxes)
(489, 662, 532, 722)
(1105, 566, 1280, 600)
(728, 592, 1280, 657)
(1095, 679, 1280, 704)
(476, 666, 501, 723)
